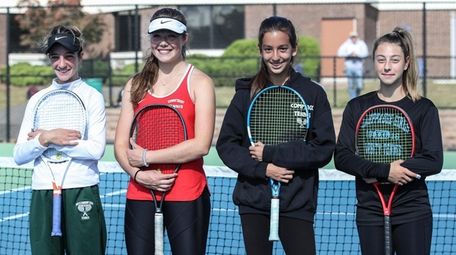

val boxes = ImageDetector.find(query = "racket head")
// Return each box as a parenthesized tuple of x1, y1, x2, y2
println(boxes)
(33, 89, 87, 162)
(355, 104, 415, 163)
(247, 85, 309, 146)
(130, 104, 187, 173)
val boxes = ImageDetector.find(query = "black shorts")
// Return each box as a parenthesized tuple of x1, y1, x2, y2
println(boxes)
(125, 188, 210, 255)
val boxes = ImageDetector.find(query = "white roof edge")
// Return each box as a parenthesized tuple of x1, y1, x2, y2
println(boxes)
(1, 1, 455, 14)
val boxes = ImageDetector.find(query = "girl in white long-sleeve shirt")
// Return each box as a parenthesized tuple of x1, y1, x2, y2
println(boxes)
(13, 24, 107, 255)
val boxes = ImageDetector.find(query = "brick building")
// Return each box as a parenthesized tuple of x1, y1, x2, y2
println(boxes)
(1, 0, 456, 78)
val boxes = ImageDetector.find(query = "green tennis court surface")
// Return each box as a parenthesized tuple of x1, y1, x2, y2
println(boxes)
(1, 143, 455, 254)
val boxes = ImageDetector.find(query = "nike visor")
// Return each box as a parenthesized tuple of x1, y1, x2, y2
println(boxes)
(148, 18, 187, 34)
(45, 33, 81, 54)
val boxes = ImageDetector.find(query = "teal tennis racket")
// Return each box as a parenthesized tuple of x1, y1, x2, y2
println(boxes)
(246, 85, 309, 241)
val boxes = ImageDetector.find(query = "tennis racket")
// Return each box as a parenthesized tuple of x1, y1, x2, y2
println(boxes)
(246, 85, 309, 241)
(355, 104, 416, 255)
(32, 89, 87, 237)
(130, 104, 187, 255)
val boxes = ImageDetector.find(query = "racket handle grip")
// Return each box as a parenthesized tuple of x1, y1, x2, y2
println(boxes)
(268, 198, 280, 241)
(154, 212, 164, 255)
(51, 192, 62, 236)
(384, 216, 392, 255)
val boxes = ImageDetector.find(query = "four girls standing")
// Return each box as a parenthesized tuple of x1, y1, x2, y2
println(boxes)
(11, 7, 445, 255)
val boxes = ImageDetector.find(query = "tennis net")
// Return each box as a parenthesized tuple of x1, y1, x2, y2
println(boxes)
(0, 157, 455, 254)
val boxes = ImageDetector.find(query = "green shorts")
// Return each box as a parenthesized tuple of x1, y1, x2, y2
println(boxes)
(29, 185, 107, 255)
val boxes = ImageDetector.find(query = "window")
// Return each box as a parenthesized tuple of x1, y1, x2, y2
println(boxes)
(9, 14, 29, 53)
(114, 12, 140, 52)
(179, 5, 244, 49)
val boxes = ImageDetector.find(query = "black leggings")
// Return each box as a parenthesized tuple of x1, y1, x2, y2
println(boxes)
(124, 188, 210, 255)
(357, 216, 433, 255)
(240, 213, 316, 255)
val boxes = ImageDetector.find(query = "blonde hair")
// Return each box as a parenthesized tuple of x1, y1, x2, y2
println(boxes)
(373, 27, 421, 101)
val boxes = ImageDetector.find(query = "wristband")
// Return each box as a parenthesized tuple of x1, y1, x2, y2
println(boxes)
(142, 149, 149, 167)
(133, 169, 142, 182)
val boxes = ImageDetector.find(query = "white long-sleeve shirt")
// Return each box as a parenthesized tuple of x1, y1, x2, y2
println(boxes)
(337, 38, 369, 70)
(13, 78, 106, 190)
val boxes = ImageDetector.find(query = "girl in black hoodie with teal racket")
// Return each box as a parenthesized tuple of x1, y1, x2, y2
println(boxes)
(216, 16, 335, 255)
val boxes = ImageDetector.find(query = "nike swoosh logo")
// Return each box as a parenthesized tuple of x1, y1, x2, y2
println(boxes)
(55, 36, 67, 41)
(160, 20, 171, 24)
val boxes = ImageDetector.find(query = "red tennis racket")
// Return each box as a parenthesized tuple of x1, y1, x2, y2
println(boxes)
(130, 104, 187, 255)
(355, 104, 416, 255)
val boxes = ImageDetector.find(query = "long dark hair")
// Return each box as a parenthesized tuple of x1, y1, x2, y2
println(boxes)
(250, 16, 297, 98)
(130, 8, 188, 105)
(373, 27, 420, 101)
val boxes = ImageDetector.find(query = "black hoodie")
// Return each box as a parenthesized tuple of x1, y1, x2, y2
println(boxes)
(216, 70, 335, 222)
(334, 91, 443, 226)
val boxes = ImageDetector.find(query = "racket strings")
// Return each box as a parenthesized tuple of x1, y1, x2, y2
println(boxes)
(357, 108, 413, 163)
(34, 92, 87, 161)
(133, 106, 186, 174)
(249, 88, 308, 145)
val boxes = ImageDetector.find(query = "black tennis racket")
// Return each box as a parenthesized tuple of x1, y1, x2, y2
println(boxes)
(355, 104, 416, 255)
(130, 104, 187, 255)
(33, 89, 87, 237)
(246, 85, 309, 241)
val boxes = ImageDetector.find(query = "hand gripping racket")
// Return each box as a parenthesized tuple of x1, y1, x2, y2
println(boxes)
(246, 85, 309, 241)
(355, 104, 416, 255)
(33, 89, 87, 236)
(130, 104, 187, 255)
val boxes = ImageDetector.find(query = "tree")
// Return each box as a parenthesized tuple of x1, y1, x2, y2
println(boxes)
(15, 0, 107, 56)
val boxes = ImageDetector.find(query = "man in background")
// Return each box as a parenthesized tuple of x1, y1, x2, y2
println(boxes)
(337, 31, 369, 99)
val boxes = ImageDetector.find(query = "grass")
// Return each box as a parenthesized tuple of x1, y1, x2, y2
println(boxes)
(0, 84, 29, 108)
(318, 78, 456, 109)
(215, 86, 236, 108)
(2, 79, 455, 110)
(214, 79, 456, 109)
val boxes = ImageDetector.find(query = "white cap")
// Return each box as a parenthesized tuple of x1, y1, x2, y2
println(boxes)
(148, 18, 187, 34)
(349, 31, 358, 37)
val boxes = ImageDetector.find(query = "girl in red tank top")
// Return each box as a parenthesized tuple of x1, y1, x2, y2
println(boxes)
(127, 64, 207, 201)
(114, 7, 215, 255)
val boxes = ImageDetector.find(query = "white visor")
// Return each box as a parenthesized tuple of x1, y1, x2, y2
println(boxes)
(148, 18, 187, 34)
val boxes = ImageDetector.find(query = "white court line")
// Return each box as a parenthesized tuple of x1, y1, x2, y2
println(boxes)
(0, 212, 29, 223)
(317, 211, 356, 217)
(0, 186, 31, 195)
(212, 208, 238, 213)
(103, 203, 125, 208)
(100, 189, 127, 198)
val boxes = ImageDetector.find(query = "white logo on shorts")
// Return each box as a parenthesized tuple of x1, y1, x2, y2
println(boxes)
(76, 201, 94, 220)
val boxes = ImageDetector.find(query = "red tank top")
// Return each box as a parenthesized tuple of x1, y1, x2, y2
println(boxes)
(126, 64, 207, 201)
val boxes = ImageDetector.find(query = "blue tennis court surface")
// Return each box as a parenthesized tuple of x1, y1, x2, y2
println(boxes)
(1, 160, 455, 254)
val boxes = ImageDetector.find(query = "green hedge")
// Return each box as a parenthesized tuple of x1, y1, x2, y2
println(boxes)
(0, 63, 54, 86)
(188, 36, 321, 86)
(2, 36, 320, 87)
